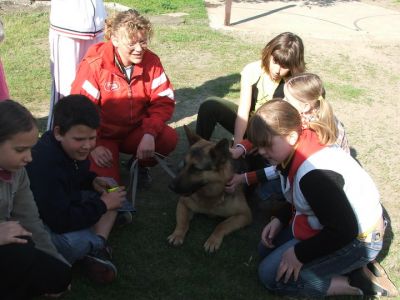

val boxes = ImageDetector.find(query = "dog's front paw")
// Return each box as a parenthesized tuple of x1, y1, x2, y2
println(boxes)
(204, 235, 223, 253)
(167, 231, 186, 246)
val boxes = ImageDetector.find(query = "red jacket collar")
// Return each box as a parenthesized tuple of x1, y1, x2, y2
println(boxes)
(287, 129, 325, 185)
(90, 41, 152, 79)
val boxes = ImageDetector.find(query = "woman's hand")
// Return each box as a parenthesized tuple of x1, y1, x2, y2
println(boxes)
(0, 221, 32, 245)
(225, 173, 246, 193)
(137, 134, 155, 159)
(90, 146, 113, 168)
(261, 217, 282, 248)
(276, 246, 303, 283)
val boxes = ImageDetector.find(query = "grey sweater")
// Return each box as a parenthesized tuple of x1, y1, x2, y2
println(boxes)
(0, 168, 68, 264)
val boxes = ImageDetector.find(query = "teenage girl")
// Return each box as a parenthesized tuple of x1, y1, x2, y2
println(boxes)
(247, 99, 394, 297)
(196, 32, 305, 152)
(0, 100, 71, 299)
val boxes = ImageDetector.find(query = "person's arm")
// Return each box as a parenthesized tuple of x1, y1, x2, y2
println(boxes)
(141, 56, 175, 138)
(293, 169, 358, 263)
(70, 59, 100, 104)
(245, 166, 279, 186)
(27, 159, 107, 234)
(233, 81, 252, 145)
(11, 169, 69, 264)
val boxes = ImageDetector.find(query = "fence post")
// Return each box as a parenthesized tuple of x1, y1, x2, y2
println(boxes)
(224, 0, 233, 26)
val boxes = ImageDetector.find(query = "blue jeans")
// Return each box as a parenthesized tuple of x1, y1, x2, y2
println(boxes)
(258, 226, 382, 297)
(255, 178, 282, 201)
(46, 191, 106, 264)
(49, 227, 105, 264)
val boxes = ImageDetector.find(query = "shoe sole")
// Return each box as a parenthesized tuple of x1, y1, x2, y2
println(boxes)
(350, 266, 399, 297)
(83, 255, 117, 284)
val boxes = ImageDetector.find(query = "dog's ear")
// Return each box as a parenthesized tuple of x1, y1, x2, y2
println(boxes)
(184, 125, 202, 146)
(210, 138, 231, 165)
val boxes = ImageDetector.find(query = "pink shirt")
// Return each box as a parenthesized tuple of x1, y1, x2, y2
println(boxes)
(0, 58, 9, 101)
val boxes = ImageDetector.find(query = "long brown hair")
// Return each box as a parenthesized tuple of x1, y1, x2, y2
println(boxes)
(261, 32, 305, 78)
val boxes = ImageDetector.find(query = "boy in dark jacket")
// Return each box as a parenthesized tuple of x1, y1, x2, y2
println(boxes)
(27, 95, 126, 284)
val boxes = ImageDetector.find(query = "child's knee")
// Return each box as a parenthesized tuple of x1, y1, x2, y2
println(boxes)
(258, 258, 279, 291)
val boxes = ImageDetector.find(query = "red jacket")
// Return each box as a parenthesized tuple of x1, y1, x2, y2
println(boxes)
(71, 41, 175, 139)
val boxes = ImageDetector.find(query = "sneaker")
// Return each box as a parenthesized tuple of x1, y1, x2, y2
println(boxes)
(349, 265, 399, 297)
(82, 246, 117, 284)
(367, 260, 388, 278)
(115, 211, 133, 227)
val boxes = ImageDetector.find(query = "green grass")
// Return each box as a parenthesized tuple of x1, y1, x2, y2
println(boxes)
(108, 0, 207, 18)
(1, 0, 399, 299)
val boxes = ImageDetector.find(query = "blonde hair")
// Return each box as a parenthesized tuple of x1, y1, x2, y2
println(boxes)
(104, 9, 153, 41)
(248, 99, 302, 148)
(261, 32, 305, 78)
(285, 73, 337, 145)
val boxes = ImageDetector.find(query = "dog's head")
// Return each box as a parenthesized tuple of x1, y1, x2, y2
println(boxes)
(169, 125, 233, 197)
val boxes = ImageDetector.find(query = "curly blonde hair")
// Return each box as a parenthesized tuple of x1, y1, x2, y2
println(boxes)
(104, 9, 153, 41)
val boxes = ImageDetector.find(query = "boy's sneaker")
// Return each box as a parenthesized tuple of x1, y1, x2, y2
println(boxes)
(115, 211, 133, 227)
(82, 246, 117, 284)
(349, 265, 399, 297)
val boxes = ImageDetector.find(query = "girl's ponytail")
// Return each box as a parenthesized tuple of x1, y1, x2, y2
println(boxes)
(309, 96, 337, 145)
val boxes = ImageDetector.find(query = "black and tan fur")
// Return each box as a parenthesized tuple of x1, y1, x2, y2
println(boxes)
(168, 126, 252, 252)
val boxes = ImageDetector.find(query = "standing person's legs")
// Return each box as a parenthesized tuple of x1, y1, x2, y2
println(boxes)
(48, 32, 103, 129)
(196, 96, 238, 140)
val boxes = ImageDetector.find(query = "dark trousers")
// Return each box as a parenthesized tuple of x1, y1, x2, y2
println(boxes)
(195, 96, 266, 171)
(0, 237, 71, 300)
(196, 96, 238, 140)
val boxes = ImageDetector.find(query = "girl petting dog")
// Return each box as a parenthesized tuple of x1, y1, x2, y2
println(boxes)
(247, 100, 397, 297)
(0, 100, 71, 299)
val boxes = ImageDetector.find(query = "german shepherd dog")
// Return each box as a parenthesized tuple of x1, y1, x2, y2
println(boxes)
(168, 126, 252, 252)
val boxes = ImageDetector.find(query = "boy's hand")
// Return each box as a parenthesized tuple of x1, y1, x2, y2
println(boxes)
(92, 177, 111, 193)
(0, 221, 32, 246)
(100, 187, 126, 210)
(91, 146, 113, 168)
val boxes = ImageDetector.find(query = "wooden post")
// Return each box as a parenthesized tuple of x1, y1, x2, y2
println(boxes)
(224, 0, 233, 26)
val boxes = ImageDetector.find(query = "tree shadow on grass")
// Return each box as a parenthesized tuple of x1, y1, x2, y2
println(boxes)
(169, 72, 241, 156)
